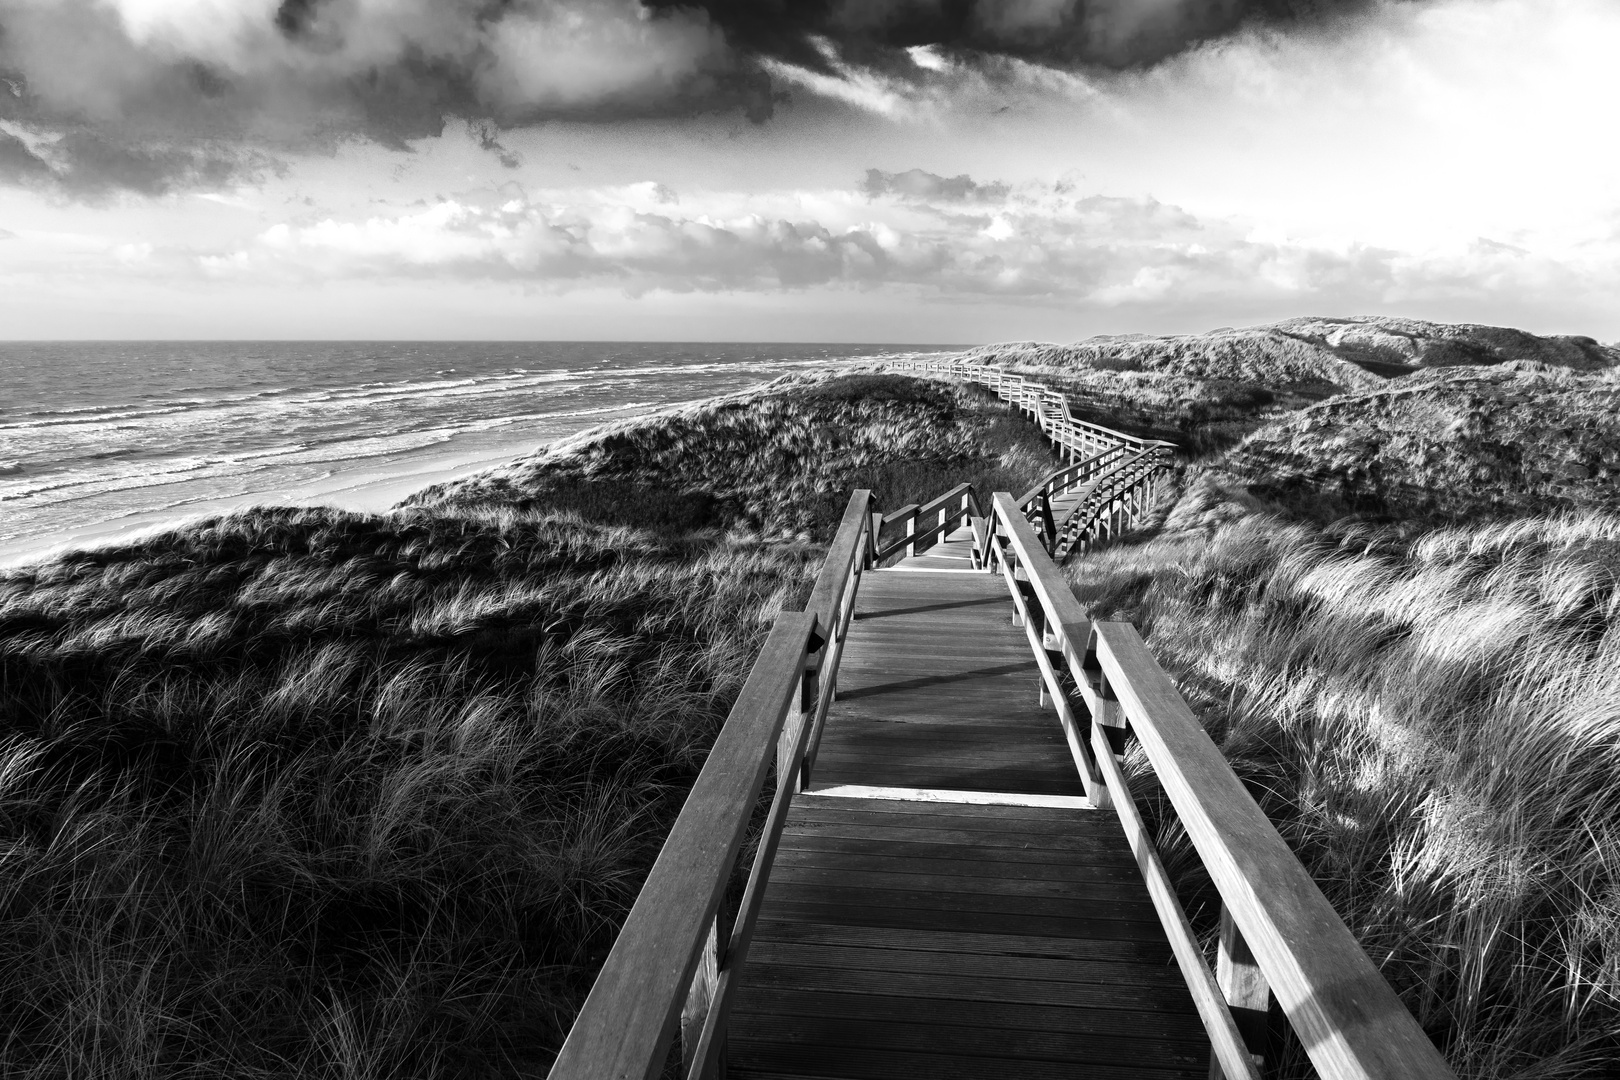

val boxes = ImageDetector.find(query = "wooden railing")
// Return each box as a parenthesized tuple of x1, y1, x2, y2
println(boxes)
(871, 481, 982, 564)
(898, 358, 1177, 561)
(984, 492, 1459, 1080)
(547, 491, 876, 1080)
(549, 477, 1457, 1080)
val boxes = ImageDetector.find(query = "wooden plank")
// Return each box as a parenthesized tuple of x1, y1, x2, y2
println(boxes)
(778, 820, 1123, 852)
(764, 864, 1153, 902)
(749, 919, 1175, 963)
(806, 769, 1087, 798)
(790, 794, 1093, 820)
(776, 832, 1140, 867)
(1094, 621, 1457, 1080)
(757, 901, 1168, 941)
(804, 784, 1090, 808)
(728, 1012, 1206, 1069)
(546, 613, 816, 1080)
(736, 962, 1196, 1013)
(768, 848, 1145, 884)
(758, 880, 1161, 923)
(731, 987, 1203, 1043)
(744, 939, 1190, 989)
(727, 1044, 1202, 1080)
(788, 794, 1097, 825)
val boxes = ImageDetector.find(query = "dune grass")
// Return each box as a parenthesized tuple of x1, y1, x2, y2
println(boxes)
(406, 374, 1060, 540)
(1067, 484, 1620, 1078)
(0, 505, 824, 1078)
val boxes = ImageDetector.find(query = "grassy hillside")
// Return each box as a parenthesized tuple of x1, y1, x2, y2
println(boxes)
(405, 373, 1058, 538)
(1067, 489, 1620, 1078)
(0, 507, 822, 1077)
(1226, 364, 1620, 521)
(0, 372, 1065, 1078)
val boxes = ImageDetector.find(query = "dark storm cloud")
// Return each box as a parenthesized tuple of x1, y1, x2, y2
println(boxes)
(654, 0, 1383, 71)
(0, 0, 1408, 197)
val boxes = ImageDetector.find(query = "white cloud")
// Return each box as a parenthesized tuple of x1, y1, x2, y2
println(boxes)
(176, 176, 1620, 320)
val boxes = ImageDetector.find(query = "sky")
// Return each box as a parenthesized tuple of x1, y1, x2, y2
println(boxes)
(0, 0, 1616, 343)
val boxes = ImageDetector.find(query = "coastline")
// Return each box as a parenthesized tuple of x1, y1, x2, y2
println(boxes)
(0, 440, 541, 570)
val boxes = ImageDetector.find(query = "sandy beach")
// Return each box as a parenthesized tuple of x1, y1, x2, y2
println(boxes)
(0, 440, 540, 570)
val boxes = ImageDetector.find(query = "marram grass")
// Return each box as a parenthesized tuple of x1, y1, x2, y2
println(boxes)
(1069, 496, 1620, 1079)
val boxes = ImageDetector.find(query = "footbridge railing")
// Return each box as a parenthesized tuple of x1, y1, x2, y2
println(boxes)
(897, 358, 1176, 560)
(547, 486, 1457, 1080)
(547, 490, 876, 1080)
(983, 491, 1458, 1080)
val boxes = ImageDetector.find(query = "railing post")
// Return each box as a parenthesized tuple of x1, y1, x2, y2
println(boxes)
(795, 656, 821, 790)
(905, 513, 917, 558)
(1210, 905, 1271, 1080)
(681, 916, 721, 1076)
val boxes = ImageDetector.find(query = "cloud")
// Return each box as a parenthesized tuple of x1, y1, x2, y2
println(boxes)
(0, 0, 1438, 196)
(863, 168, 1010, 203)
(0, 124, 272, 197)
(183, 170, 1593, 316)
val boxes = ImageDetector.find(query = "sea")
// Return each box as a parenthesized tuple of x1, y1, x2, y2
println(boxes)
(0, 341, 962, 566)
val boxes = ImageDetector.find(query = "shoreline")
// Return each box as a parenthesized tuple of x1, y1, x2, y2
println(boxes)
(0, 441, 541, 570)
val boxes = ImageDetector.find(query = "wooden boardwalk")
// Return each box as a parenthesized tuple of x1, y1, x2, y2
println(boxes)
(728, 550, 1205, 1078)
(551, 471, 1459, 1080)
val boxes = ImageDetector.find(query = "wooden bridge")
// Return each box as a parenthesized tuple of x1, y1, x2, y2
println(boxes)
(547, 372, 1457, 1080)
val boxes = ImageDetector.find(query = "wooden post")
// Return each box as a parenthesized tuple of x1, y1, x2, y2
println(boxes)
(1210, 904, 1271, 1080)
(681, 917, 720, 1075)
(904, 513, 917, 558)
(796, 659, 821, 790)
(868, 512, 882, 568)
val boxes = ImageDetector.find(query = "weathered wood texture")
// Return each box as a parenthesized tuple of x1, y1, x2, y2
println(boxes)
(807, 566, 1086, 798)
(729, 795, 1206, 1080)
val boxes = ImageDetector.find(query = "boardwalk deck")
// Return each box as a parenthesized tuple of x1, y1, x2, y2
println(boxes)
(728, 553, 1205, 1079)
(552, 409, 1458, 1080)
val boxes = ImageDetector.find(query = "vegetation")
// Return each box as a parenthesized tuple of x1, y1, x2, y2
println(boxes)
(1069, 490, 1620, 1077)
(0, 373, 1065, 1078)
(405, 373, 1060, 539)
(0, 505, 826, 1077)
(1224, 364, 1620, 522)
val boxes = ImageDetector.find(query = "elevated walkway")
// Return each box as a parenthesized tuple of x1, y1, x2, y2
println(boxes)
(728, 555, 1202, 1079)
(549, 369, 1458, 1080)
(807, 566, 1084, 798)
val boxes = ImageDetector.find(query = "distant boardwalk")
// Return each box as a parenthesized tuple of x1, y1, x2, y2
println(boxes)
(548, 371, 1458, 1080)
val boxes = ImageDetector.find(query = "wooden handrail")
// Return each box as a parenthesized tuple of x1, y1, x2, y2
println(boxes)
(547, 612, 820, 1080)
(1092, 622, 1459, 1080)
(804, 491, 874, 634)
(799, 491, 875, 780)
(895, 360, 1173, 557)
(872, 484, 981, 561)
(987, 489, 1456, 1080)
(915, 481, 973, 519)
(550, 491, 880, 1080)
(1014, 446, 1127, 508)
(1048, 446, 1166, 538)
